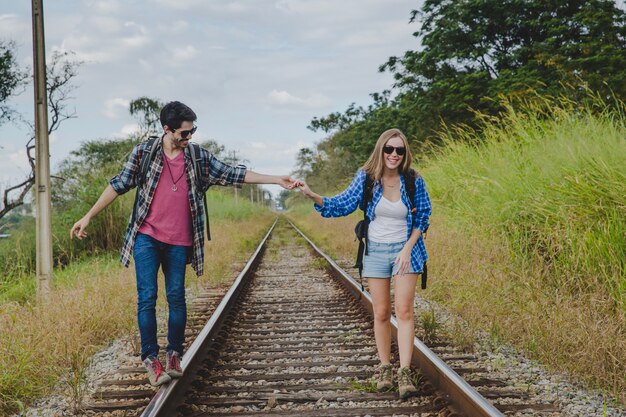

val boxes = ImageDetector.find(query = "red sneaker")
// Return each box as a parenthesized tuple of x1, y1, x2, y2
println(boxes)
(166, 350, 183, 378)
(143, 356, 171, 386)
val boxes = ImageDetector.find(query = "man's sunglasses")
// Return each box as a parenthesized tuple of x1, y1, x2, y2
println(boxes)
(383, 145, 406, 156)
(173, 125, 197, 139)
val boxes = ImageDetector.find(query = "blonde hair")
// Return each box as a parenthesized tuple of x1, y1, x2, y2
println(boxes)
(362, 128, 413, 181)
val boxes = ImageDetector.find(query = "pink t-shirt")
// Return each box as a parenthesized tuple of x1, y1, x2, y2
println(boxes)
(138, 151, 193, 246)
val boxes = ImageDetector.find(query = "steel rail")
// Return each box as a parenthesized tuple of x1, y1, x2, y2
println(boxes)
(140, 218, 278, 417)
(288, 219, 504, 417)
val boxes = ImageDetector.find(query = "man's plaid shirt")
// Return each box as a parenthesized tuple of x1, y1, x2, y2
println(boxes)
(314, 169, 432, 272)
(109, 138, 246, 276)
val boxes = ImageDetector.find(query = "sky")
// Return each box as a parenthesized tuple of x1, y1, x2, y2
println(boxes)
(0, 0, 425, 197)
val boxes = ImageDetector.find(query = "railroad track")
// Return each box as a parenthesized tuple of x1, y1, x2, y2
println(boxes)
(85, 217, 561, 417)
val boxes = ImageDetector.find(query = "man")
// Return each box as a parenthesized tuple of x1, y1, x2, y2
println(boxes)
(70, 101, 297, 386)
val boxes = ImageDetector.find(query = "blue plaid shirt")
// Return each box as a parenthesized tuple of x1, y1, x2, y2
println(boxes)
(314, 169, 432, 272)
(110, 138, 247, 276)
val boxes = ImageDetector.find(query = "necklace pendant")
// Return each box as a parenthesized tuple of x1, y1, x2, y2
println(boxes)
(172, 184, 178, 192)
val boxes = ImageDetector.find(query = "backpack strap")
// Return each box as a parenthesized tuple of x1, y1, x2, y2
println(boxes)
(354, 173, 374, 291)
(186, 142, 211, 241)
(405, 168, 417, 212)
(139, 136, 160, 184)
(131, 136, 160, 225)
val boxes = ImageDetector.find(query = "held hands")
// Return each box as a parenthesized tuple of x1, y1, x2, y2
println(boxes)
(70, 216, 90, 240)
(295, 180, 312, 197)
(295, 181, 323, 206)
(277, 176, 301, 190)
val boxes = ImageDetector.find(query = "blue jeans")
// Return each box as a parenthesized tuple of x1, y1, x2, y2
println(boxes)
(133, 232, 188, 361)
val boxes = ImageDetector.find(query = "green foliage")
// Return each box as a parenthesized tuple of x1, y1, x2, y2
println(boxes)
(419, 308, 441, 344)
(382, 0, 626, 135)
(303, 0, 626, 190)
(200, 139, 226, 158)
(0, 208, 30, 233)
(426, 93, 626, 308)
(0, 40, 28, 126)
(350, 378, 378, 393)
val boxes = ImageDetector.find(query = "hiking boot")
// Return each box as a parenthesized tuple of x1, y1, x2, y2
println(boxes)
(374, 363, 393, 391)
(166, 350, 183, 378)
(144, 356, 171, 386)
(397, 366, 418, 400)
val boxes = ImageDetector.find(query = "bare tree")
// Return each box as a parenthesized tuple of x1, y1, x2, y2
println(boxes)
(0, 51, 82, 220)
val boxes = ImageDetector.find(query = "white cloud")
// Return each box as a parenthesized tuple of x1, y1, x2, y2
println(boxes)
(155, 0, 202, 10)
(121, 35, 150, 48)
(273, 0, 336, 15)
(156, 0, 251, 13)
(171, 45, 198, 61)
(241, 139, 308, 165)
(88, 0, 123, 14)
(0, 14, 30, 42)
(268, 90, 331, 108)
(91, 16, 123, 33)
(8, 149, 30, 173)
(109, 123, 140, 138)
(103, 98, 130, 119)
(248, 141, 267, 150)
(56, 36, 114, 62)
(124, 21, 148, 35)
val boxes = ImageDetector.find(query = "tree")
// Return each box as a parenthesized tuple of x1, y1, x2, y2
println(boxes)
(129, 96, 164, 139)
(0, 51, 82, 220)
(307, 0, 626, 181)
(293, 147, 315, 179)
(199, 140, 225, 158)
(0, 40, 28, 128)
(380, 0, 626, 133)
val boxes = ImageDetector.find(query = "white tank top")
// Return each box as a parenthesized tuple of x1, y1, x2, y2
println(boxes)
(368, 196, 407, 243)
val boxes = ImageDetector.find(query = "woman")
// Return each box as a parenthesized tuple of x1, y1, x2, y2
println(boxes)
(297, 128, 432, 400)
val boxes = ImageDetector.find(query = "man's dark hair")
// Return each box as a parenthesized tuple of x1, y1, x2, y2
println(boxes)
(160, 101, 197, 130)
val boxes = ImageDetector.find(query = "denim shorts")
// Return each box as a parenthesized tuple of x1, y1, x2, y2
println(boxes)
(362, 240, 416, 278)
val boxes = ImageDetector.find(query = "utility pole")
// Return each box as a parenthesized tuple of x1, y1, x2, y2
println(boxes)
(32, 0, 53, 300)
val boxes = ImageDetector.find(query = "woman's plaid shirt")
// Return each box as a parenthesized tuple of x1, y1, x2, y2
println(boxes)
(314, 169, 432, 272)
(109, 139, 246, 276)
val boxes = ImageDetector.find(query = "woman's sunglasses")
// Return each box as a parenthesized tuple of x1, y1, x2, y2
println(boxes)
(173, 125, 197, 139)
(383, 145, 406, 156)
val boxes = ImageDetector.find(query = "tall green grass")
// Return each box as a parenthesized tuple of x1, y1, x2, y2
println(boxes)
(426, 94, 626, 308)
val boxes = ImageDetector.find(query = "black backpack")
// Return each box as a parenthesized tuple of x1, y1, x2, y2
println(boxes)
(131, 136, 212, 240)
(354, 169, 428, 290)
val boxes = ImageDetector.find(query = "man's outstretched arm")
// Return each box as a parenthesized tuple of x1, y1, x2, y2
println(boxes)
(70, 185, 119, 240)
(243, 171, 298, 190)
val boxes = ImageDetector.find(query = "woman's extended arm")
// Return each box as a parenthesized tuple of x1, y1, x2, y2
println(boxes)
(297, 169, 365, 218)
(298, 181, 323, 206)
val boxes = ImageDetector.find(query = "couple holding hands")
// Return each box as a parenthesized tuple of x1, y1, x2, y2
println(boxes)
(70, 101, 431, 399)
